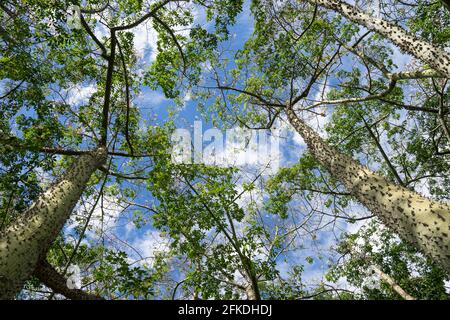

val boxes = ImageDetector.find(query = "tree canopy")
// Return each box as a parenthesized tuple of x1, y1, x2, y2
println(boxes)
(0, 0, 449, 300)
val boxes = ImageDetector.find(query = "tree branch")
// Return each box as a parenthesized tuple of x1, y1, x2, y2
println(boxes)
(34, 260, 104, 300)
(306, 0, 450, 76)
(100, 31, 117, 146)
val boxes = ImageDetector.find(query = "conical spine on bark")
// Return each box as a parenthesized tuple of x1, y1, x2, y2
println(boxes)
(305, 0, 450, 77)
(285, 106, 450, 272)
(0, 148, 107, 299)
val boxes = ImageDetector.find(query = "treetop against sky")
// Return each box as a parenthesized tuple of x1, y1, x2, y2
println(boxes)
(0, 0, 449, 300)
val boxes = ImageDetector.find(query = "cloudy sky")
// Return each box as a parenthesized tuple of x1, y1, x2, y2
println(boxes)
(53, 0, 424, 298)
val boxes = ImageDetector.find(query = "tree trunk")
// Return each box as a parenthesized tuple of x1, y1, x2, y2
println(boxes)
(34, 260, 104, 300)
(243, 268, 261, 300)
(0, 148, 107, 299)
(245, 284, 261, 300)
(242, 256, 261, 300)
(285, 106, 450, 272)
(304, 0, 450, 76)
(370, 265, 416, 300)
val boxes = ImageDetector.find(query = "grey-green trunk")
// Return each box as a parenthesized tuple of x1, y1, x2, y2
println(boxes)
(0, 148, 106, 299)
(306, 0, 450, 77)
(286, 107, 450, 272)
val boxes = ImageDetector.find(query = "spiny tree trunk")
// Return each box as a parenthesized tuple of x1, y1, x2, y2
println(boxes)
(285, 106, 450, 272)
(370, 265, 415, 300)
(34, 260, 104, 300)
(0, 148, 107, 299)
(304, 0, 450, 76)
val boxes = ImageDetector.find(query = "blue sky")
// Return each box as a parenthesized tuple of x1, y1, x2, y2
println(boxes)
(1, 0, 427, 298)
(54, 0, 377, 297)
(68, 1, 364, 296)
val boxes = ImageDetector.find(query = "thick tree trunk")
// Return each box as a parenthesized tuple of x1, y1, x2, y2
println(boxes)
(285, 106, 450, 272)
(0, 148, 107, 299)
(370, 265, 415, 300)
(34, 260, 104, 300)
(245, 284, 260, 300)
(241, 256, 261, 300)
(243, 267, 261, 300)
(304, 0, 450, 76)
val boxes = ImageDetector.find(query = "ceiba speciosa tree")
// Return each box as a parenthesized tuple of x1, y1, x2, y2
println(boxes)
(284, 1, 450, 270)
(220, 0, 450, 271)
(0, 148, 107, 298)
(285, 106, 450, 271)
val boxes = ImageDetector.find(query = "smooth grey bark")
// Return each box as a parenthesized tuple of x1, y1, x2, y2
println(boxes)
(304, 0, 450, 76)
(370, 265, 416, 300)
(285, 106, 450, 272)
(245, 283, 260, 300)
(243, 266, 261, 300)
(0, 148, 107, 299)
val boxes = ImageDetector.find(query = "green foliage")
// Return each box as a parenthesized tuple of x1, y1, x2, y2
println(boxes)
(327, 220, 450, 300)
(1, 0, 449, 300)
(408, 0, 450, 44)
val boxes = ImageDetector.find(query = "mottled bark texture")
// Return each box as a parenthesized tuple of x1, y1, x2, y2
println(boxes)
(285, 107, 450, 272)
(245, 285, 260, 300)
(243, 265, 261, 300)
(242, 256, 261, 300)
(0, 148, 107, 299)
(304, 0, 450, 77)
(34, 260, 104, 300)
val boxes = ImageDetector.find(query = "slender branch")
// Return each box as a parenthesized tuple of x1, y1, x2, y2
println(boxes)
(111, 0, 180, 31)
(0, 80, 25, 99)
(437, 89, 450, 144)
(116, 39, 134, 155)
(441, 0, 450, 12)
(206, 85, 285, 108)
(371, 265, 416, 300)
(100, 31, 117, 146)
(172, 278, 187, 300)
(361, 116, 405, 187)
(62, 174, 109, 277)
(80, 14, 109, 59)
(304, 69, 443, 114)
(98, 166, 147, 180)
(151, 14, 187, 72)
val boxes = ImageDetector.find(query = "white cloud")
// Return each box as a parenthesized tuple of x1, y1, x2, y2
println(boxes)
(136, 89, 168, 107)
(129, 230, 171, 267)
(88, 195, 123, 233)
(66, 84, 97, 106)
(275, 116, 305, 148)
(132, 22, 159, 63)
(199, 126, 281, 173)
(65, 195, 123, 244)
